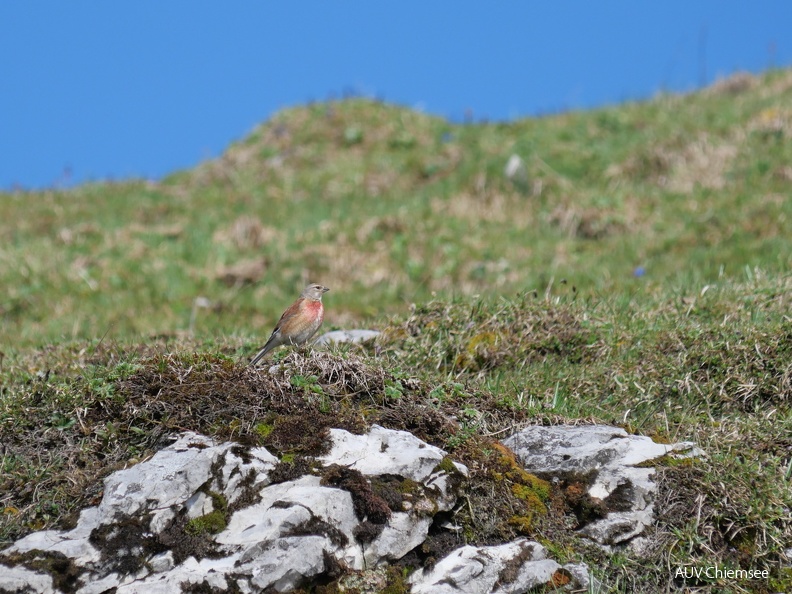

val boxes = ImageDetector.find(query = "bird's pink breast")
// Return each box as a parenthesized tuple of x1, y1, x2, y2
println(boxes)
(307, 300, 324, 323)
(286, 299, 323, 340)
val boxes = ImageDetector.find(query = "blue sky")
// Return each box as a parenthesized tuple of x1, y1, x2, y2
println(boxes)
(2, 2, 790, 190)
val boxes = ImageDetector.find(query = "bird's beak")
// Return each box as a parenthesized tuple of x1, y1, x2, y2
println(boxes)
(323, 287, 330, 293)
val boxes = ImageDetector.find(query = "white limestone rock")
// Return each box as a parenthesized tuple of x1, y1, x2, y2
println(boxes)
(6, 506, 103, 567)
(504, 154, 528, 187)
(0, 426, 467, 593)
(314, 329, 380, 346)
(185, 491, 214, 519)
(410, 539, 591, 594)
(0, 565, 54, 594)
(502, 424, 702, 546)
(320, 425, 468, 483)
(217, 474, 364, 575)
(364, 512, 433, 567)
(97, 433, 219, 530)
(147, 550, 174, 573)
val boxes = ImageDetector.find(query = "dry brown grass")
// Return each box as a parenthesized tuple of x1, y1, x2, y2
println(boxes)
(430, 190, 534, 227)
(608, 133, 739, 193)
(212, 215, 282, 251)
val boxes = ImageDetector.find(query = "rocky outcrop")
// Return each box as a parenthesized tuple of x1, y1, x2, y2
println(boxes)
(0, 427, 467, 593)
(503, 424, 702, 547)
(410, 539, 593, 594)
(1, 422, 697, 593)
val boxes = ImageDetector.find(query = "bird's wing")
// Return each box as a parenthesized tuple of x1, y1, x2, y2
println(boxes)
(249, 298, 305, 366)
(272, 298, 304, 333)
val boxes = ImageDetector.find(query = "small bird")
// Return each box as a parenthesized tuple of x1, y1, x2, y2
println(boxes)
(249, 283, 329, 366)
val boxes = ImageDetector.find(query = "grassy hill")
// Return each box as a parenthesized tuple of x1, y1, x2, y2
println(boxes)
(2, 70, 791, 346)
(1, 69, 791, 592)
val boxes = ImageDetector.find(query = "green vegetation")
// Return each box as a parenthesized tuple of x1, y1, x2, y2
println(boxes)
(1, 69, 791, 592)
(185, 492, 228, 535)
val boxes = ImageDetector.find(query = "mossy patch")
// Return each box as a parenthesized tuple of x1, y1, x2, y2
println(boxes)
(186, 509, 227, 535)
(281, 510, 349, 548)
(321, 465, 391, 525)
(185, 492, 228, 536)
(0, 549, 82, 592)
(268, 455, 316, 485)
(253, 422, 274, 439)
(490, 443, 550, 512)
(261, 414, 331, 457)
(434, 456, 459, 475)
(455, 331, 502, 371)
(89, 514, 165, 575)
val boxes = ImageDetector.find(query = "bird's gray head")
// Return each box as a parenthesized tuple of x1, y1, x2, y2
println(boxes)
(302, 283, 330, 301)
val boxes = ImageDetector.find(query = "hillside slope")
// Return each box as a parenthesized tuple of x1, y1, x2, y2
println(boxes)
(1, 69, 791, 346)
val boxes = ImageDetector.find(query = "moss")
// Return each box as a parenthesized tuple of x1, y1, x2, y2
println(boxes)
(455, 331, 502, 371)
(321, 465, 391, 525)
(491, 443, 550, 512)
(380, 565, 412, 594)
(254, 422, 274, 439)
(185, 509, 227, 535)
(507, 514, 535, 534)
(263, 415, 331, 457)
(434, 456, 458, 475)
(0, 549, 82, 592)
(511, 484, 548, 511)
(396, 477, 422, 495)
(89, 515, 164, 575)
(283, 514, 349, 548)
(352, 520, 384, 544)
(650, 455, 696, 468)
(185, 491, 228, 535)
(769, 569, 792, 593)
(268, 456, 318, 485)
(369, 475, 410, 511)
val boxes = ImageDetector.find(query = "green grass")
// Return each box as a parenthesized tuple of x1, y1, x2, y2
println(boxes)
(1, 69, 791, 592)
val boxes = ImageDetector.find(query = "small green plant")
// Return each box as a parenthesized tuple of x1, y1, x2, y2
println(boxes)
(290, 374, 323, 394)
(384, 380, 403, 400)
(185, 492, 228, 535)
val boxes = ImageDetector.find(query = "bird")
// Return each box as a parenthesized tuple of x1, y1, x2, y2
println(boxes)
(249, 283, 329, 366)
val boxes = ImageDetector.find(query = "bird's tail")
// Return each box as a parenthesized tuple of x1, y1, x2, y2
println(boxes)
(249, 342, 274, 367)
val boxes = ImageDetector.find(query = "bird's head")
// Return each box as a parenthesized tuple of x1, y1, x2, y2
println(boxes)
(302, 283, 330, 301)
